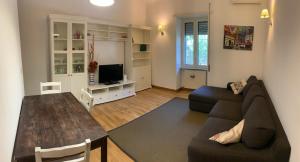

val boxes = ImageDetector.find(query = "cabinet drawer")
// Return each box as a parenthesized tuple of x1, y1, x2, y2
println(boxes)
(108, 91, 122, 100)
(94, 95, 107, 104)
(123, 88, 135, 97)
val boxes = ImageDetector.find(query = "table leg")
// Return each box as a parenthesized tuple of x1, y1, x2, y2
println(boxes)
(101, 138, 107, 162)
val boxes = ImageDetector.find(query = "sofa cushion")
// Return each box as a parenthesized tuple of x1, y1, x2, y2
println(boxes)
(188, 117, 274, 162)
(242, 75, 259, 97)
(189, 100, 215, 113)
(241, 85, 265, 115)
(189, 86, 243, 104)
(209, 100, 242, 121)
(242, 97, 276, 149)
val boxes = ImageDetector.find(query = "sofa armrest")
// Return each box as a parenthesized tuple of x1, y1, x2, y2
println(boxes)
(271, 136, 291, 162)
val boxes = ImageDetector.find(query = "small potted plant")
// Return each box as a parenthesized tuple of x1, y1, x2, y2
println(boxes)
(88, 35, 98, 85)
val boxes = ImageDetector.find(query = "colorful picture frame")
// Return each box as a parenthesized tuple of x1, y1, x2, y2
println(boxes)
(223, 25, 254, 51)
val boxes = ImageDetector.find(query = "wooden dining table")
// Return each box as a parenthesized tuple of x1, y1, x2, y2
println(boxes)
(12, 93, 108, 162)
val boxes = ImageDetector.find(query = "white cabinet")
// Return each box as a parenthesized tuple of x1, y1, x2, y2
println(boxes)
(49, 15, 88, 99)
(126, 26, 152, 92)
(133, 65, 151, 91)
(88, 81, 136, 105)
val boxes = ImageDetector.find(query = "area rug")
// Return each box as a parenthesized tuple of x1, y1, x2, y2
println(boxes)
(108, 97, 208, 162)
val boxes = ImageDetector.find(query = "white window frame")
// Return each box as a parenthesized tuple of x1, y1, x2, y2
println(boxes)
(181, 17, 209, 71)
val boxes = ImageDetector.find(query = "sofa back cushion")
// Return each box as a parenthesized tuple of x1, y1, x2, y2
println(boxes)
(242, 97, 276, 149)
(242, 85, 265, 115)
(242, 75, 258, 97)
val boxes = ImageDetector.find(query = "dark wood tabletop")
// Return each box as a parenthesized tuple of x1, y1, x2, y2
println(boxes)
(12, 93, 108, 162)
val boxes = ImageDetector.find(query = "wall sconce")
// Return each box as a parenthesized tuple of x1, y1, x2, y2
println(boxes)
(260, 9, 272, 26)
(158, 25, 166, 36)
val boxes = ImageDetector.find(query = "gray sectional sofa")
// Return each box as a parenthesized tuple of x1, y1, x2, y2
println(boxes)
(188, 76, 291, 162)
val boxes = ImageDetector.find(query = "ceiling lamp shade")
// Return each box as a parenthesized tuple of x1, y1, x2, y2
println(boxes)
(89, 0, 115, 7)
(260, 9, 270, 19)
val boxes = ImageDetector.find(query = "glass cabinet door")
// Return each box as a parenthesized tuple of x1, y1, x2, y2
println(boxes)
(54, 53, 68, 75)
(72, 53, 85, 73)
(72, 23, 85, 51)
(53, 22, 68, 51)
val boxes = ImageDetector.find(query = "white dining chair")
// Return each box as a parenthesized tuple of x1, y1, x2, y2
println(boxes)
(35, 139, 91, 162)
(40, 82, 62, 95)
(80, 89, 94, 112)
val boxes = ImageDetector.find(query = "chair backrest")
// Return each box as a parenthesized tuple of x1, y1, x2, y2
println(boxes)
(80, 89, 94, 112)
(35, 139, 91, 162)
(40, 82, 62, 95)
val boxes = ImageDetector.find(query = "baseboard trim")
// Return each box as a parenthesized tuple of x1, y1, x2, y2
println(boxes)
(178, 87, 195, 91)
(152, 85, 179, 91)
(152, 85, 195, 92)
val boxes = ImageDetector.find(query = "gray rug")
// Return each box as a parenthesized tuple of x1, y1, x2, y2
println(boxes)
(108, 98, 208, 162)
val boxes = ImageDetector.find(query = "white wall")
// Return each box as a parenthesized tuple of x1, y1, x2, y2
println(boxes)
(18, 0, 147, 95)
(0, 0, 24, 161)
(263, 0, 300, 161)
(93, 41, 125, 83)
(147, 0, 267, 89)
(147, 0, 210, 89)
(208, 0, 267, 87)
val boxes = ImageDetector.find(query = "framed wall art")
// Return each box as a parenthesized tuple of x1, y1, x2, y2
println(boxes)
(223, 25, 254, 51)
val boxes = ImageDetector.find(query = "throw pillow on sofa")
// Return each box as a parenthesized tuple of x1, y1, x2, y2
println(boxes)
(230, 80, 247, 95)
(209, 119, 245, 144)
(242, 97, 276, 149)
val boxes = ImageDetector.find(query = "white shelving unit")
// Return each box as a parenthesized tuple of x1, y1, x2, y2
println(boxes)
(49, 14, 153, 104)
(88, 81, 136, 105)
(49, 14, 88, 100)
(125, 25, 152, 92)
(87, 23, 128, 42)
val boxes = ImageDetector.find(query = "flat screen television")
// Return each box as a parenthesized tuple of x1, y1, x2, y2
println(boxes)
(99, 64, 123, 84)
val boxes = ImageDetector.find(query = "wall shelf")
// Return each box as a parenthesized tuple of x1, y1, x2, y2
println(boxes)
(88, 29, 108, 32)
(133, 43, 152, 45)
(72, 50, 85, 53)
(109, 31, 128, 34)
(54, 38, 68, 41)
(54, 50, 68, 53)
(133, 51, 152, 53)
(87, 23, 128, 43)
(88, 37, 128, 42)
(132, 57, 151, 61)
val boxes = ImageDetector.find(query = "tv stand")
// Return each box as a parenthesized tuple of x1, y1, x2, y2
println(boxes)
(104, 81, 120, 85)
(88, 80, 136, 105)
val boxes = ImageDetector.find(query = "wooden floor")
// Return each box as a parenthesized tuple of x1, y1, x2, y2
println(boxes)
(89, 87, 191, 162)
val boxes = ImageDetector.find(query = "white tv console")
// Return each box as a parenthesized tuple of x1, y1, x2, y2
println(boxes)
(88, 80, 136, 105)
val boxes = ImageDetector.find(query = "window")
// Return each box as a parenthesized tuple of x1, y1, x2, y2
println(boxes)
(182, 18, 209, 70)
(184, 22, 194, 65)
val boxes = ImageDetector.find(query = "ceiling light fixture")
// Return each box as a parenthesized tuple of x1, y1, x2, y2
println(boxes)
(89, 0, 115, 7)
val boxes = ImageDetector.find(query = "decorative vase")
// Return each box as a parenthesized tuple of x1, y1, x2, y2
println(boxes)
(89, 73, 96, 85)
